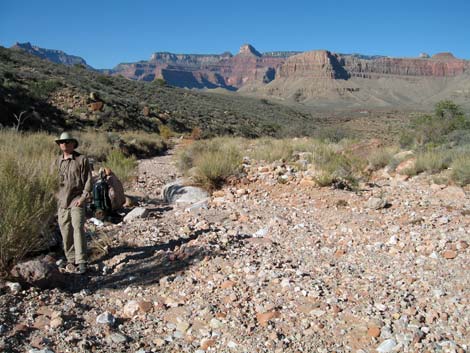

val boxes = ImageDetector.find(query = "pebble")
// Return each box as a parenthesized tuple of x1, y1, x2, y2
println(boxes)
(96, 312, 116, 326)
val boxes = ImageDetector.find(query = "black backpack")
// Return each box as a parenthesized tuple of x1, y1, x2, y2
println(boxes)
(92, 171, 111, 219)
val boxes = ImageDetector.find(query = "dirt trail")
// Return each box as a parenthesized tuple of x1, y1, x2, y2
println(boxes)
(1, 142, 469, 353)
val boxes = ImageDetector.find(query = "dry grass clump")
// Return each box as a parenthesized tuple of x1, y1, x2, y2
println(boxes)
(247, 138, 295, 162)
(414, 150, 454, 174)
(119, 131, 167, 157)
(450, 152, 470, 186)
(77, 130, 114, 161)
(367, 147, 399, 171)
(178, 137, 243, 190)
(77, 130, 167, 161)
(404, 149, 454, 176)
(0, 130, 58, 273)
(309, 142, 361, 189)
(88, 231, 114, 261)
(178, 137, 363, 190)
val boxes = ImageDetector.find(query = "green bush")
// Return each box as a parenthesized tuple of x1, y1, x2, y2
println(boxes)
(410, 101, 470, 147)
(0, 130, 58, 273)
(103, 149, 137, 182)
(29, 79, 62, 99)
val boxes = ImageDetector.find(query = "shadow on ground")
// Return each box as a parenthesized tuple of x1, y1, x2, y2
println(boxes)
(64, 228, 217, 293)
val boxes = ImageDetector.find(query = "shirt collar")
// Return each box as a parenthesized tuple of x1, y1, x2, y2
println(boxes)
(61, 151, 78, 161)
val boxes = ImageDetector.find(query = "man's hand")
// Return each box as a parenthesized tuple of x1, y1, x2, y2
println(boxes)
(74, 199, 84, 207)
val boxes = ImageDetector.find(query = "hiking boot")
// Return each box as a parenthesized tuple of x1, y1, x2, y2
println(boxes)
(58, 260, 76, 273)
(77, 263, 87, 275)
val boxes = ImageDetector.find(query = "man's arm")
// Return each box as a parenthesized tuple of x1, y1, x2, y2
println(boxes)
(79, 157, 93, 204)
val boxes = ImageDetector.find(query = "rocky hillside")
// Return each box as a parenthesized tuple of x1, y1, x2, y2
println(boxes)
(1, 143, 468, 352)
(0, 46, 314, 137)
(11, 42, 93, 70)
(14, 42, 470, 110)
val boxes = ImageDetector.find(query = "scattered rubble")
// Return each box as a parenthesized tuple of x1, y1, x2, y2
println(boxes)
(1, 145, 468, 353)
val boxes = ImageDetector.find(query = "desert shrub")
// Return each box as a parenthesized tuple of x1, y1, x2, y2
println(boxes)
(314, 127, 351, 143)
(0, 130, 58, 273)
(190, 127, 202, 140)
(152, 78, 167, 87)
(367, 147, 398, 170)
(248, 138, 296, 162)
(413, 149, 455, 174)
(76, 130, 114, 161)
(29, 79, 62, 99)
(178, 138, 242, 190)
(450, 153, 470, 186)
(399, 132, 415, 148)
(310, 142, 360, 189)
(96, 75, 113, 86)
(103, 149, 137, 182)
(119, 131, 166, 157)
(159, 125, 174, 140)
(410, 101, 470, 147)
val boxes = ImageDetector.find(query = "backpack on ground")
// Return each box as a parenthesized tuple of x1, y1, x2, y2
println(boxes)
(92, 168, 125, 219)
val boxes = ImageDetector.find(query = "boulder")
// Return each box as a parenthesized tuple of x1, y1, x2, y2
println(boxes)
(395, 158, 416, 174)
(162, 180, 209, 205)
(10, 257, 66, 289)
(88, 101, 104, 112)
(123, 207, 149, 222)
(366, 197, 388, 210)
(434, 186, 467, 207)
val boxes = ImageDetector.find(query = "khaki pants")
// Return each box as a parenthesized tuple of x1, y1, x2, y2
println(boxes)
(58, 207, 87, 264)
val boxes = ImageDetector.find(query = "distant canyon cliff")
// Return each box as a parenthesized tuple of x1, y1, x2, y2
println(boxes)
(11, 42, 470, 109)
(108, 44, 469, 89)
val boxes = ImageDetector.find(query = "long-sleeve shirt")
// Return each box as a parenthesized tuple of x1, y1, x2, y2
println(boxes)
(56, 151, 92, 209)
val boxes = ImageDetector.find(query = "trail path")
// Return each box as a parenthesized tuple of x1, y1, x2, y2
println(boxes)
(1, 143, 469, 353)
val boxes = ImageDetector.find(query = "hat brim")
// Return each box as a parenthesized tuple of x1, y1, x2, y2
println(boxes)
(55, 139, 79, 148)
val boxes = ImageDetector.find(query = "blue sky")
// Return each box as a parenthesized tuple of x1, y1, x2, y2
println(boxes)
(1, 0, 469, 69)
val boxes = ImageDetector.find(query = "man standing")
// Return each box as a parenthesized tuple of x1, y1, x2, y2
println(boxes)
(55, 132, 92, 274)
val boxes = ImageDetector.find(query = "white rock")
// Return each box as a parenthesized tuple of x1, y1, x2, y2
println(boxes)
(5, 281, 21, 293)
(123, 207, 148, 222)
(123, 300, 140, 317)
(310, 309, 326, 317)
(90, 217, 104, 227)
(96, 311, 116, 325)
(388, 235, 398, 245)
(375, 303, 387, 311)
(209, 318, 222, 329)
(376, 338, 397, 353)
(253, 227, 268, 238)
(109, 332, 127, 343)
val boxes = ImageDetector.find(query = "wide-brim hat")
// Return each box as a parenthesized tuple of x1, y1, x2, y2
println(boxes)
(55, 132, 79, 148)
